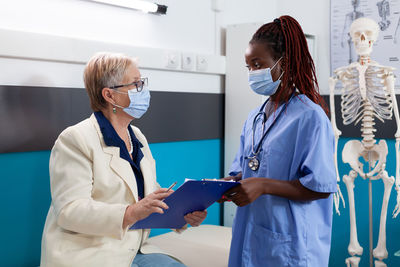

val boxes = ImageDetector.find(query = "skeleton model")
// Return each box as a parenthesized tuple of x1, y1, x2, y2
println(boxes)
(330, 17, 400, 267)
(377, 0, 391, 31)
(342, 0, 364, 64)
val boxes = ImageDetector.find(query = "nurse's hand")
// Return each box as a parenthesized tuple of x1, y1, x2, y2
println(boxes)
(184, 210, 208, 227)
(221, 173, 242, 182)
(123, 188, 173, 229)
(224, 177, 265, 207)
(217, 173, 243, 203)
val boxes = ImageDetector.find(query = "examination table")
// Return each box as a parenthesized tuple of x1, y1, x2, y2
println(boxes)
(146, 225, 232, 267)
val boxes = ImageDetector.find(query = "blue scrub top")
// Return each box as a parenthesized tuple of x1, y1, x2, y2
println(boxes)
(228, 94, 337, 267)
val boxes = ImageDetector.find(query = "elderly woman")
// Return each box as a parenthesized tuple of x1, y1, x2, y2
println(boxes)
(40, 52, 207, 267)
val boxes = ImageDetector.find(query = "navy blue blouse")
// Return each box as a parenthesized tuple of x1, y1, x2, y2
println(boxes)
(94, 111, 145, 199)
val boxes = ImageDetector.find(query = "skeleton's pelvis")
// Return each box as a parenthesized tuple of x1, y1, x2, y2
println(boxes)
(342, 140, 388, 179)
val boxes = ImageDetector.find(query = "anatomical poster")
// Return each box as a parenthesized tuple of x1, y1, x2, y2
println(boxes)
(331, 0, 400, 90)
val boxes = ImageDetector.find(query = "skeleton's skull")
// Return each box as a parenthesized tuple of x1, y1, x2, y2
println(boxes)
(350, 17, 380, 56)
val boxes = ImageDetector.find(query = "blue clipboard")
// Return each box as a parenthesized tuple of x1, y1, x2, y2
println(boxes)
(130, 179, 240, 229)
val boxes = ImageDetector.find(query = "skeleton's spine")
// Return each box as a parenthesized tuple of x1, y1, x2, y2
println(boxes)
(361, 102, 376, 150)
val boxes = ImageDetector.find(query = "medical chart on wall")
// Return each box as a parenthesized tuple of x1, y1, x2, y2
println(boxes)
(331, 0, 400, 90)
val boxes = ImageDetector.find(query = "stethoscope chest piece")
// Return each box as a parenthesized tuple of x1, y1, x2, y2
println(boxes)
(248, 156, 260, 171)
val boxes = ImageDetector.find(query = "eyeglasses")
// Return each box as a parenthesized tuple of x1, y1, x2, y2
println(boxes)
(109, 77, 148, 92)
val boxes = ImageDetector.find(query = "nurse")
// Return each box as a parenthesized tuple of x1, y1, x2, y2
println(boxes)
(223, 16, 337, 267)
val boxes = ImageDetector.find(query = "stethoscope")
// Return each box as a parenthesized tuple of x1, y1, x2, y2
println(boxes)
(247, 97, 289, 171)
(247, 100, 269, 171)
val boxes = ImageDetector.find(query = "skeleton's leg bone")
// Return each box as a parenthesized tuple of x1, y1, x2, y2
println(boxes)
(343, 170, 363, 256)
(373, 170, 394, 261)
(374, 260, 387, 267)
(345, 256, 361, 267)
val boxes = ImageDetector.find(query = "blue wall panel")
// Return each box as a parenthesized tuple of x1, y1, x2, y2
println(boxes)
(0, 151, 51, 267)
(330, 138, 400, 267)
(148, 139, 223, 236)
(0, 139, 222, 266)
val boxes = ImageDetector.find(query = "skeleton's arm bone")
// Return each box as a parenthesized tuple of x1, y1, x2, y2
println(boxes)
(386, 73, 400, 190)
(385, 73, 400, 137)
(330, 76, 345, 214)
(330, 76, 342, 179)
(330, 76, 342, 137)
(384, 71, 400, 218)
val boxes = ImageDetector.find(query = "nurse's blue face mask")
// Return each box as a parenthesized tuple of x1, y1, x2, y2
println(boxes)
(248, 57, 284, 96)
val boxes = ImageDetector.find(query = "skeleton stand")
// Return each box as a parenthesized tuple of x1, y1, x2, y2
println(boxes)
(368, 153, 373, 267)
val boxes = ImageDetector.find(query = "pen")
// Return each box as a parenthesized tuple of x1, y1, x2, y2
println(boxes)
(166, 181, 177, 192)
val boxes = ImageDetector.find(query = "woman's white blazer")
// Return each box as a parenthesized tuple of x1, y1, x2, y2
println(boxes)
(41, 114, 166, 267)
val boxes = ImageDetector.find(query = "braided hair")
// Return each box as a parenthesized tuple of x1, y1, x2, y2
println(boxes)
(250, 15, 328, 115)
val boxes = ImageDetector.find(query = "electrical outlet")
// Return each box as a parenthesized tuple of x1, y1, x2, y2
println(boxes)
(165, 52, 180, 69)
(196, 55, 208, 71)
(181, 53, 195, 71)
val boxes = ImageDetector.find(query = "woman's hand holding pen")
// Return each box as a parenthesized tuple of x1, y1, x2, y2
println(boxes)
(123, 188, 173, 229)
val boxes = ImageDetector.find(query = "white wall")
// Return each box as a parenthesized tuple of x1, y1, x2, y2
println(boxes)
(0, 0, 228, 93)
(0, 0, 277, 56)
(0, 0, 327, 76)
(218, 0, 278, 54)
(276, 0, 331, 94)
(222, 0, 277, 26)
(0, 28, 226, 92)
(0, 0, 280, 93)
(0, 0, 216, 54)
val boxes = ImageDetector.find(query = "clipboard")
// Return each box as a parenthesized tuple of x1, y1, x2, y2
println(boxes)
(130, 179, 240, 229)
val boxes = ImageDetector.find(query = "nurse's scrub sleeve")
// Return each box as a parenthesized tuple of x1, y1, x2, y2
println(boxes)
(298, 108, 337, 193)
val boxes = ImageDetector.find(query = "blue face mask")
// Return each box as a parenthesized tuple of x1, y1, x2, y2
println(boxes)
(114, 88, 151, 119)
(248, 57, 284, 96)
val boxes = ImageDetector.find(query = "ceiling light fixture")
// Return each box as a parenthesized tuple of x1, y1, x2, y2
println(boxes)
(88, 0, 167, 15)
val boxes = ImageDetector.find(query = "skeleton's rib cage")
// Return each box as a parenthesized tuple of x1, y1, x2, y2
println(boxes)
(337, 63, 394, 125)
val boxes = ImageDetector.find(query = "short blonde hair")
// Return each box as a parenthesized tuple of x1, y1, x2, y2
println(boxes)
(84, 52, 137, 111)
